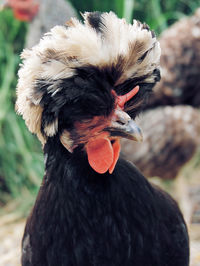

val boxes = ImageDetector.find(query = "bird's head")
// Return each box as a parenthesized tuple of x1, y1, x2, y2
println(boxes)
(16, 11, 161, 174)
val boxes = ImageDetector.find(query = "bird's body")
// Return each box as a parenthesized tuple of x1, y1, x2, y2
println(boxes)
(146, 8, 200, 109)
(22, 138, 189, 266)
(16, 12, 189, 266)
(121, 105, 200, 179)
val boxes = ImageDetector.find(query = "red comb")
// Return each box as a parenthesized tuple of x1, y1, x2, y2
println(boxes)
(117, 85, 139, 109)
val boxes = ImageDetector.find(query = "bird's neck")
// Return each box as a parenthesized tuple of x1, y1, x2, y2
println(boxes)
(43, 136, 110, 186)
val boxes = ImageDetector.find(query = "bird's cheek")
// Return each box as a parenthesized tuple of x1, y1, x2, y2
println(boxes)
(60, 130, 74, 153)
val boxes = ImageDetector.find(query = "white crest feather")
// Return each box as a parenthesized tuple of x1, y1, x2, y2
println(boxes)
(16, 11, 160, 144)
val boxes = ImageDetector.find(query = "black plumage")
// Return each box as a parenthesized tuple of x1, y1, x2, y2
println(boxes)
(22, 137, 189, 266)
(16, 11, 189, 266)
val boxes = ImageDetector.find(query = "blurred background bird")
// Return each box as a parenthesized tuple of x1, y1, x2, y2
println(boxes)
(122, 106, 200, 180)
(146, 8, 200, 109)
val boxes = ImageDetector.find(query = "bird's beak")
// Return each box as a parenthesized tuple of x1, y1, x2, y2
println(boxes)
(106, 109, 143, 142)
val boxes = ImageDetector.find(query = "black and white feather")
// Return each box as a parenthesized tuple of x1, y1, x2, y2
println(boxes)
(16, 11, 160, 144)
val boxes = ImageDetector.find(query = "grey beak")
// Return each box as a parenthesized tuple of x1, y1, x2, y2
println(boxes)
(106, 109, 143, 142)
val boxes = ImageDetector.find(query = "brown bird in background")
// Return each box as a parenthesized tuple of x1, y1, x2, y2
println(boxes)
(121, 105, 200, 179)
(147, 8, 200, 109)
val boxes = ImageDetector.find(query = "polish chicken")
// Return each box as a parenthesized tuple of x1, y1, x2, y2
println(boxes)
(16, 12, 189, 266)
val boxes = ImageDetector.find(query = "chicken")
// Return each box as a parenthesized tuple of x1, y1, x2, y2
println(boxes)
(16, 12, 189, 266)
(121, 105, 200, 179)
(146, 8, 200, 109)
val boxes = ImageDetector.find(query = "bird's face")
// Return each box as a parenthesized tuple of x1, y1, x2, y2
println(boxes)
(58, 71, 142, 174)
(16, 11, 161, 174)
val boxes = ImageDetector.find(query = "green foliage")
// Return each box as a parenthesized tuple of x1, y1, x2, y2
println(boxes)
(0, 9, 43, 203)
(69, 0, 132, 21)
(69, 0, 200, 34)
(132, 0, 200, 34)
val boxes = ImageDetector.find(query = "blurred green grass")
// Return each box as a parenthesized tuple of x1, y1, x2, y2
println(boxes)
(0, 9, 43, 204)
(70, 0, 200, 34)
(0, 0, 199, 205)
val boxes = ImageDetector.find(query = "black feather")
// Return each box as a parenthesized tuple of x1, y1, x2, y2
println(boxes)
(22, 137, 189, 266)
(86, 12, 105, 33)
(35, 64, 160, 137)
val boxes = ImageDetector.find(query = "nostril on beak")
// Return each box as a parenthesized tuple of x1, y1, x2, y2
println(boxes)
(116, 119, 126, 126)
(114, 109, 131, 126)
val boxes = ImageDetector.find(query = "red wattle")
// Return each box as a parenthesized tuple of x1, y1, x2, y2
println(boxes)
(86, 137, 114, 174)
(86, 134, 120, 174)
(109, 139, 120, 174)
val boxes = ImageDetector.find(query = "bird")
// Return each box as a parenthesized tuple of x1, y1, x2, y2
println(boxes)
(146, 8, 200, 109)
(16, 11, 189, 266)
(121, 105, 200, 179)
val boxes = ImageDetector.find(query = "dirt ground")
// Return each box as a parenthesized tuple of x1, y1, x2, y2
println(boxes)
(0, 165, 200, 266)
